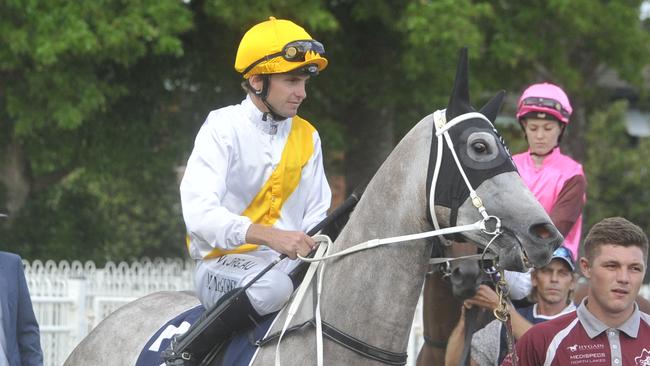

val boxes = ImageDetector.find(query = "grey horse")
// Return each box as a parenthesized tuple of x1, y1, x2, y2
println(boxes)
(64, 49, 562, 366)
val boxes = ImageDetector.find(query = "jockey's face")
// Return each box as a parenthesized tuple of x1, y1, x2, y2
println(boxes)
(522, 118, 562, 155)
(249, 73, 309, 118)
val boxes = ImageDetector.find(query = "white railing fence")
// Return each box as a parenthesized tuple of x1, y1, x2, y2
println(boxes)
(24, 258, 195, 366)
(24, 258, 650, 366)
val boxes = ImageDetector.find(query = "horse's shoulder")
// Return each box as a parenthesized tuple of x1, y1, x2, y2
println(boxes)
(112, 290, 198, 313)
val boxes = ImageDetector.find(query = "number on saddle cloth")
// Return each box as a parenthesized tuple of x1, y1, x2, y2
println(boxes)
(137, 291, 278, 366)
(136, 305, 205, 366)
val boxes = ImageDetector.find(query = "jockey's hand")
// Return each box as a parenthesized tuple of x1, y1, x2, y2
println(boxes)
(245, 224, 316, 259)
(463, 284, 500, 312)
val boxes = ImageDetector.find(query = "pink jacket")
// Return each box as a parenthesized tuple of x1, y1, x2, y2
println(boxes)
(513, 148, 585, 259)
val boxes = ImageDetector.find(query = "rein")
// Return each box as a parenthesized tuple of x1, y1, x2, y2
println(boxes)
(269, 110, 511, 366)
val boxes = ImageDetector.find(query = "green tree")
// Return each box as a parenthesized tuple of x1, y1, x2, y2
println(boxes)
(478, 0, 650, 161)
(2, 0, 649, 264)
(584, 100, 650, 278)
(0, 0, 193, 261)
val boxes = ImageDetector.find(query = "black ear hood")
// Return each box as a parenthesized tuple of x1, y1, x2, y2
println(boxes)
(480, 91, 505, 122)
(426, 48, 513, 235)
(445, 48, 473, 122)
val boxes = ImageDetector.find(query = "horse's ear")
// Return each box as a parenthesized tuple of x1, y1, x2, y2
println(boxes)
(479, 90, 506, 123)
(446, 47, 473, 120)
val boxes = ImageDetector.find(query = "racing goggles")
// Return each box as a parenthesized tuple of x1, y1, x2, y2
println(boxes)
(243, 40, 325, 76)
(520, 97, 570, 120)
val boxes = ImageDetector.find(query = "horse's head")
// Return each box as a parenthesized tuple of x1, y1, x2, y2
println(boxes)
(428, 49, 563, 271)
(436, 242, 490, 300)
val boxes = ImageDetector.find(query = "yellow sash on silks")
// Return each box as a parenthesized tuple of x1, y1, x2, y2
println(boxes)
(197, 116, 316, 259)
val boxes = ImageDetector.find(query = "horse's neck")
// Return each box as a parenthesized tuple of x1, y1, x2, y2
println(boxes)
(319, 117, 434, 351)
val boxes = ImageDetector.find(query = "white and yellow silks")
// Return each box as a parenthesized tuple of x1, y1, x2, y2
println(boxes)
(188, 116, 316, 259)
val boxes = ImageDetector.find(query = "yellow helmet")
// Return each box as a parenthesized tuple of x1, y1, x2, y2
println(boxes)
(235, 17, 328, 79)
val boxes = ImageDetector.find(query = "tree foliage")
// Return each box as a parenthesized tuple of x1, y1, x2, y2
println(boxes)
(1, 0, 649, 263)
(584, 100, 650, 279)
(0, 0, 193, 262)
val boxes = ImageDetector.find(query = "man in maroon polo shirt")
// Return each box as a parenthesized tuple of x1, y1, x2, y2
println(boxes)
(501, 216, 650, 366)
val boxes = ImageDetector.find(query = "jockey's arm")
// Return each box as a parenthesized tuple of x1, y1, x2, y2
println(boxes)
(245, 224, 315, 260)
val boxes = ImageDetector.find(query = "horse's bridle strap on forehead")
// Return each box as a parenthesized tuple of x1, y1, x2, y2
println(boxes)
(435, 111, 493, 135)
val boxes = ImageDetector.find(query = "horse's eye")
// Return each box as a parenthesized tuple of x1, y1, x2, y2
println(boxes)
(473, 142, 487, 154)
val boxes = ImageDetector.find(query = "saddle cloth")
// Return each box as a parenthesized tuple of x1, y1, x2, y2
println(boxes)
(135, 305, 277, 366)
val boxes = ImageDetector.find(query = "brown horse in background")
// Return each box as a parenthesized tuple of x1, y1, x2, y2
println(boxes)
(417, 241, 495, 366)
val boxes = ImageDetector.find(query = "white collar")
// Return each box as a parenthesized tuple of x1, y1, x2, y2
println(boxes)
(242, 96, 289, 135)
(533, 302, 576, 320)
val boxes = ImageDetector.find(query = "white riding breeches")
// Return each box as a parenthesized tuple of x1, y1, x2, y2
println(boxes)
(195, 251, 301, 316)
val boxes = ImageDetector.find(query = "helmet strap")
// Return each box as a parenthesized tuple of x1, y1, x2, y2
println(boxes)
(246, 75, 291, 121)
(256, 75, 288, 121)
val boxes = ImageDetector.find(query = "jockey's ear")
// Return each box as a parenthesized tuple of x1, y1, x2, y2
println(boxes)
(479, 90, 505, 123)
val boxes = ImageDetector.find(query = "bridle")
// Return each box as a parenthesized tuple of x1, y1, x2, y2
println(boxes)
(264, 110, 522, 365)
(427, 108, 510, 271)
(429, 109, 499, 234)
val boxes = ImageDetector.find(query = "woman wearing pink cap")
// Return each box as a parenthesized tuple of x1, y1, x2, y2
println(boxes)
(512, 82, 586, 260)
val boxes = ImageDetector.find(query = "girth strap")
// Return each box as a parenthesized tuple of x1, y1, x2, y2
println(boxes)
(317, 320, 407, 365)
(255, 320, 313, 347)
(256, 318, 407, 365)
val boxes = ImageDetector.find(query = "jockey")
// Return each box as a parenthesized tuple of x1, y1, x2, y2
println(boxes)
(175, 16, 331, 363)
(511, 82, 586, 260)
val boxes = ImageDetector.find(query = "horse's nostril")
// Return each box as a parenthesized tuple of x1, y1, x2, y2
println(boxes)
(531, 223, 552, 239)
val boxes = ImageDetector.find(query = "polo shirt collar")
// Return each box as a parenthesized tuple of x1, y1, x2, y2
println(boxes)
(577, 297, 641, 338)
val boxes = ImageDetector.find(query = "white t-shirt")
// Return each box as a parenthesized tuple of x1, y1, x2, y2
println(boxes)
(503, 270, 533, 300)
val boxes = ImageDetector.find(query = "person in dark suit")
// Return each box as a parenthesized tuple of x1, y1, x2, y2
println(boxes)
(0, 245, 43, 365)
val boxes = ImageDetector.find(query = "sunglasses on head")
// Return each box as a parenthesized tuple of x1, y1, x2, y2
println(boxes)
(243, 40, 325, 76)
(521, 97, 570, 119)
